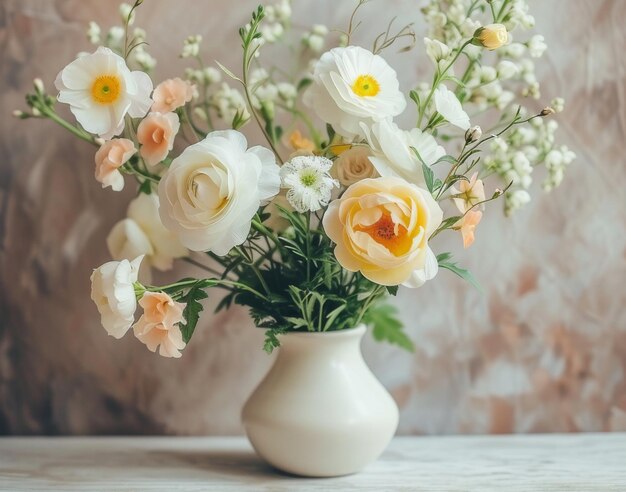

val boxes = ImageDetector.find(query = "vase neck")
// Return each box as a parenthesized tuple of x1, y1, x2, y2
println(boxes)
(277, 325, 366, 355)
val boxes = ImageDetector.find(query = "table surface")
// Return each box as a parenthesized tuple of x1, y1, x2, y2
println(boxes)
(1, 434, 625, 491)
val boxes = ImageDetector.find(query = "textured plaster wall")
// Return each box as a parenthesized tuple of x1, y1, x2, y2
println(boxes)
(1, 0, 625, 435)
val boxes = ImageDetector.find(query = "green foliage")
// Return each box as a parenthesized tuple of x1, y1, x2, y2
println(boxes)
(366, 304, 414, 352)
(177, 281, 210, 343)
(437, 252, 483, 293)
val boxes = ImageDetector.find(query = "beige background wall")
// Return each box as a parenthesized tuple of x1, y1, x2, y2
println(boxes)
(1, 0, 625, 435)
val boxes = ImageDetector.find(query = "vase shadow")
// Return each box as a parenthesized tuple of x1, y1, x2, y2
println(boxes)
(146, 448, 303, 480)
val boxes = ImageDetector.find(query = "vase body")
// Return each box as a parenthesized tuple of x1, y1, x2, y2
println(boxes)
(241, 325, 399, 477)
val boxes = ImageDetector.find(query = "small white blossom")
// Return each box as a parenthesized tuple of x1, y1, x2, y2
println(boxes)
(181, 35, 202, 58)
(497, 60, 519, 80)
(280, 156, 338, 213)
(528, 34, 547, 58)
(551, 97, 565, 113)
(107, 26, 125, 47)
(203, 67, 221, 84)
(86, 21, 101, 44)
(119, 3, 135, 25)
(424, 37, 451, 64)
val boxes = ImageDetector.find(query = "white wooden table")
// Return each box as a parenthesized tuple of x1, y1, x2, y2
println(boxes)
(1, 434, 624, 491)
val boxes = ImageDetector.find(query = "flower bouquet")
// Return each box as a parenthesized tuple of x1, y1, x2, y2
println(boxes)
(17, 0, 573, 477)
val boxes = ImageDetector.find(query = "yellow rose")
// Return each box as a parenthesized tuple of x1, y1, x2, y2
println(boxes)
(475, 24, 508, 50)
(333, 146, 378, 186)
(323, 177, 443, 287)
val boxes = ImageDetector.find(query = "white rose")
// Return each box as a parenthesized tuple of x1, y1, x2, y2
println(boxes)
(361, 119, 445, 186)
(158, 130, 280, 254)
(303, 46, 406, 140)
(107, 193, 188, 273)
(90, 256, 142, 339)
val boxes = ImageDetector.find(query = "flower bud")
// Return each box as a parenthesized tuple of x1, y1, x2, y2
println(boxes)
(33, 78, 44, 94)
(540, 107, 555, 117)
(12, 110, 27, 119)
(473, 24, 508, 50)
(31, 107, 41, 116)
(465, 125, 482, 143)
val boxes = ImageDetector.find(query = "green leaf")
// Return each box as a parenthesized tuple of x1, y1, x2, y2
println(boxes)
(263, 328, 285, 354)
(215, 61, 242, 83)
(179, 282, 209, 343)
(409, 89, 421, 109)
(366, 304, 414, 352)
(138, 180, 152, 195)
(297, 78, 313, 92)
(386, 285, 399, 296)
(437, 253, 483, 293)
(422, 162, 435, 193)
(326, 123, 335, 142)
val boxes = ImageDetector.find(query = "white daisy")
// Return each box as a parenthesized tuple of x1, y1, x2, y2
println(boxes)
(303, 46, 406, 140)
(55, 47, 153, 139)
(434, 85, 470, 130)
(279, 156, 338, 213)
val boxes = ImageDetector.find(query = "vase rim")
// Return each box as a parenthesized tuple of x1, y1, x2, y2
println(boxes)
(278, 324, 366, 339)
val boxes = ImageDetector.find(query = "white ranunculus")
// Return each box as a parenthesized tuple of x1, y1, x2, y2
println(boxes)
(55, 47, 153, 139)
(107, 193, 188, 273)
(158, 130, 280, 255)
(434, 85, 471, 130)
(90, 256, 143, 339)
(361, 119, 445, 186)
(303, 46, 406, 140)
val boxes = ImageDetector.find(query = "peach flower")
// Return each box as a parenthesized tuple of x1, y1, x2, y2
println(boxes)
(288, 130, 316, 153)
(333, 146, 378, 186)
(455, 210, 482, 248)
(94, 138, 136, 192)
(323, 177, 443, 287)
(137, 112, 180, 166)
(133, 291, 186, 358)
(451, 172, 485, 213)
(151, 77, 194, 113)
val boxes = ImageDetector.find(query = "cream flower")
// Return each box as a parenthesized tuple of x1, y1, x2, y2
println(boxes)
(151, 78, 195, 113)
(280, 155, 338, 213)
(55, 47, 153, 139)
(90, 256, 143, 339)
(434, 85, 471, 130)
(362, 119, 445, 186)
(474, 24, 509, 50)
(133, 292, 186, 358)
(455, 210, 482, 248)
(158, 130, 280, 254)
(424, 37, 451, 64)
(333, 146, 378, 186)
(94, 138, 136, 191)
(323, 177, 443, 287)
(450, 172, 486, 213)
(303, 46, 406, 140)
(137, 112, 180, 166)
(107, 193, 188, 272)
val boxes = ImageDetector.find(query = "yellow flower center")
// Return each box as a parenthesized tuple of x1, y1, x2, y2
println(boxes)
(352, 75, 380, 97)
(91, 75, 122, 104)
(355, 210, 411, 256)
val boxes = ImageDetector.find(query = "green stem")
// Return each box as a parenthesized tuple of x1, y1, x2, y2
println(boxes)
(417, 39, 473, 128)
(41, 108, 99, 146)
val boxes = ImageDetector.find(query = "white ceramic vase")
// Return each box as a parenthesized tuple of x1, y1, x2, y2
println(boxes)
(241, 325, 399, 477)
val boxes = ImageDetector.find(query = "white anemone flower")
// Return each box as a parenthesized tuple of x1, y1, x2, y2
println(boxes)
(55, 47, 153, 139)
(280, 155, 338, 213)
(361, 119, 446, 186)
(434, 85, 470, 130)
(303, 46, 406, 140)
